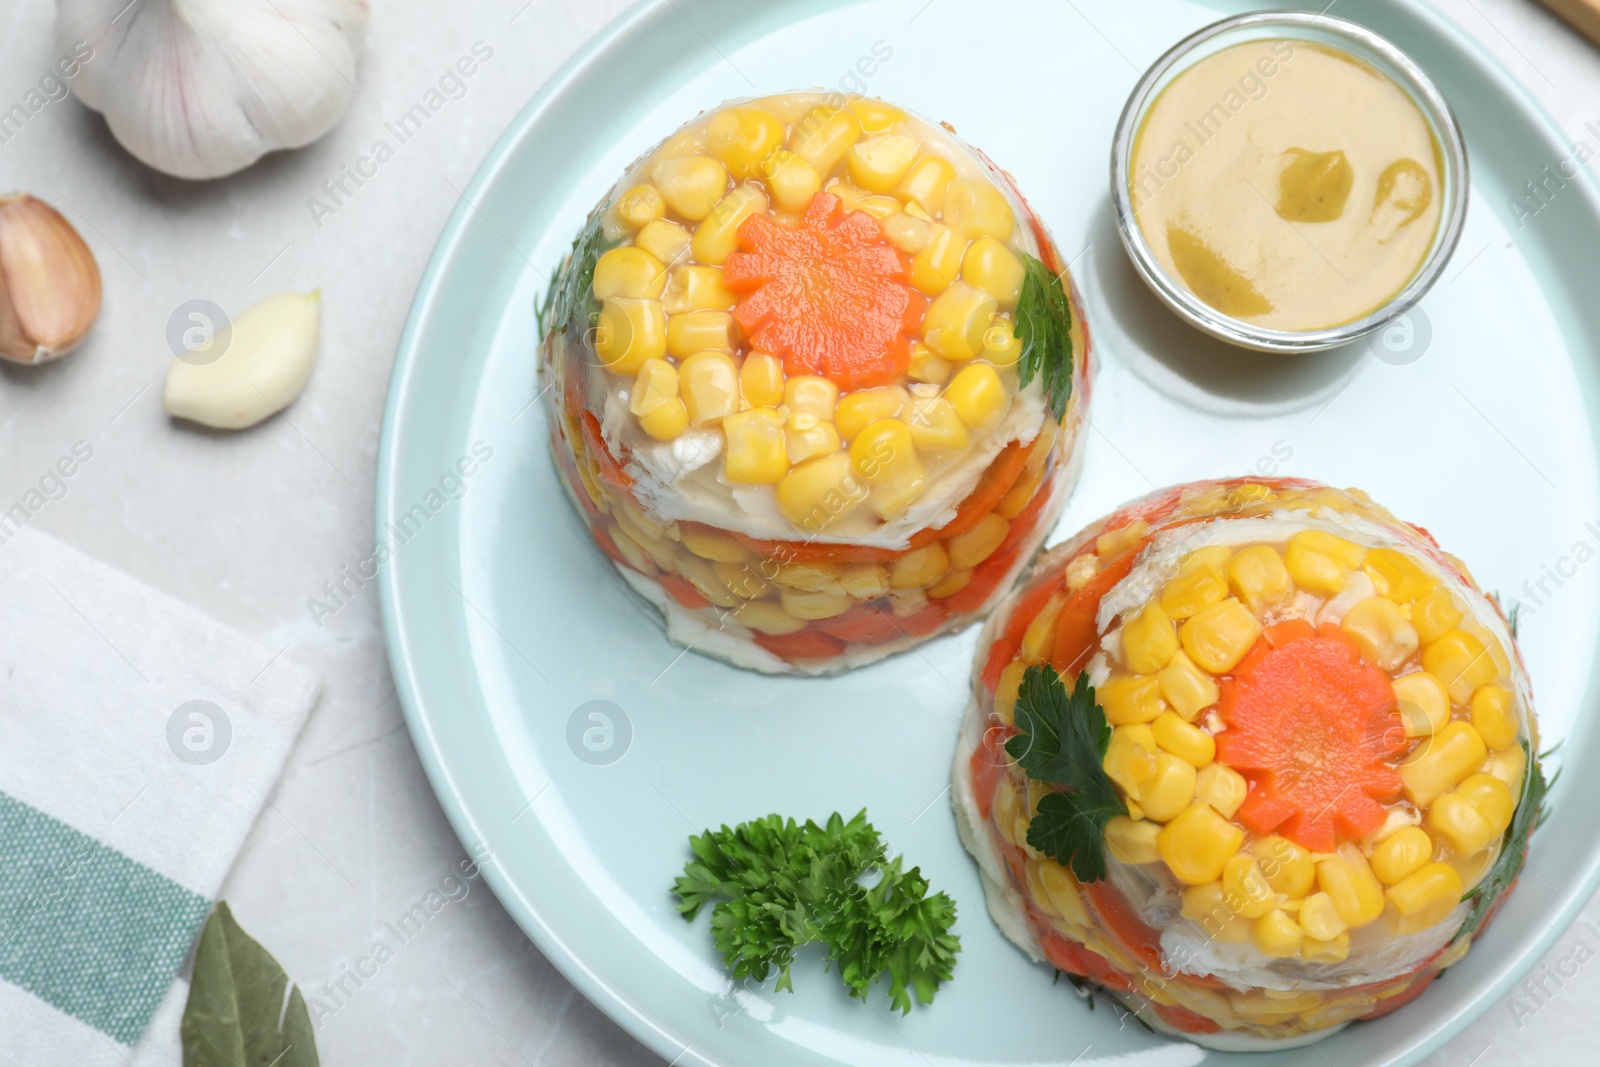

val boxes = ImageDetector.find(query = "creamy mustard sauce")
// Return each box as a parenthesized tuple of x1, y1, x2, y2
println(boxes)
(1130, 40, 1442, 331)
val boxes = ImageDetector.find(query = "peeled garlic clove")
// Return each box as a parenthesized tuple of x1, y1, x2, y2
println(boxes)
(57, 0, 369, 180)
(0, 193, 103, 364)
(164, 291, 321, 430)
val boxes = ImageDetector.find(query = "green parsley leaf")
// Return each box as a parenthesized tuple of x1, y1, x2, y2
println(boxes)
(538, 206, 615, 344)
(1013, 252, 1076, 422)
(1005, 666, 1123, 883)
(1458, 740, 1553, 938)
(673, 810, 960, 1013)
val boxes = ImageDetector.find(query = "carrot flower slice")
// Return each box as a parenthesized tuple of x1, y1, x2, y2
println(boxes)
(723, 192, 922, 391)
(1216, 622, 1405, 852)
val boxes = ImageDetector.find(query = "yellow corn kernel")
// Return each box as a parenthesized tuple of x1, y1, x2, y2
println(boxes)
(981, 319, 1022, 366)
(776, 452, 867, 530)
(846, 133, 920, 193)
(996, 462, 1045, 520)
(783, 410, 841, 465)
(1037, 860, 1091, 926)
(944, 178, 1015, 240)
(1370, 825, 1434, 886)
(1157, 651, 1219, 721)
(681, 528, 749, 563)
(1302, 932, 1350, 964)
(779, 588, 852, 621)
(740, 351, 784, 407)
(628, 359, 687, 440)
(771, 560, 843, 593)
(1285, 530, 1365, 595)
(1227, 545, 1293, 614)
(692, 184, 768, 266)
(848, 97, 905, 133)
(666, 309, 734, 358)
(1180, 545, 1233, 574)
(928, 568, 972, 599)
(1140, 749, 1197, 821)
(1253, 836, 1315, 898)
(1181, 881, 1232, 924)
(1297, 892, 1348, 941)
(1315, 845, 1385, 928)
(1253, 909, 1304, 958)
(838, 563, 888, 601)
(1412, 587, 1464, 645)
(634, 218, 691, 265)
(616, 184, 666, 228)
(662, 265, 736, 313)
(1099, 675, 1167, 726)
(1341, 596, 1421, 672)
(881, 211, 932, 254)
(1471, 685, 1518, 751)
(792, 105, 861, 172)
(962, 237, 1025, 307)
(1364, 547, 1439, 603)
(1422, 629, 1499, 704)
(1160, 562, 1228, 620)
(850, 418, 926, 517)
(1152, 711, 1215, 769)
(889, 542, 950, 590)
(650, 154, 728, 221)
(593, 247, 667, 301)
(704, 107, 785, 180)
(1103, 724, 1158, 795)
(1385, 862, 1465, 936)
(1121, 602, 1178, 675)
(896, 155, 956, 213)
(904, 395, 970, 454)
(1471, 622, 1512, 676)
(721, 408, 788, 485)
(764, 150, 822, 213)
(1428, 773, 1514, 856)
(1400, 721, 1488, 807)
(1020, 593, 1066, 664)
(1179, 598, 1262, 674)
(923, 281, 999, 362)
(677, 350, 740, 425)
(784, 375, 839, 419)
(910, 224, 967, 295)
(1065, 552, 1100, 591)
(1392, 671, 1450, 738)
(836, 386, 910, 441)
(1223, 854, 1279, 919)
(732, 599, 805, 635)
(946, 514, 1010, 571)
(1105, 816, 1162, 865)
(595, 298, 667, 375)
(993, 660, 1027, 725)
(676, 556, 741, 609)
(1482, 743, 1526, 800)
(1196, 762, 1247, 819)
(1158, 802, 1245, 886)
(944, 363, 1007, 430)
(907, 342, 955, 385)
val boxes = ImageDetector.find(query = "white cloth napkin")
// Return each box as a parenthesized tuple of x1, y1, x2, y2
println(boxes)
(0, 526, 320, 1066)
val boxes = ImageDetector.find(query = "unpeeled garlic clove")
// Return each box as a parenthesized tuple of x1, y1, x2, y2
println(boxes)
(0, 193, 103, 364)
(164, 290, 321, 430)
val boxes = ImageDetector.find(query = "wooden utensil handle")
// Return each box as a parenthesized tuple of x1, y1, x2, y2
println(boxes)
(1539, 0, 1600, 47)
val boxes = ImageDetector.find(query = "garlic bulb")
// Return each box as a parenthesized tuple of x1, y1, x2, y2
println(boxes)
(164, 291, 321, 429)
(0, 193, 102, 364)
(56, 0, 369, 180)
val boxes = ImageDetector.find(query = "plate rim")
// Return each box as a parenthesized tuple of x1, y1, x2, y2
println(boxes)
(375, 2, 1600, 1063)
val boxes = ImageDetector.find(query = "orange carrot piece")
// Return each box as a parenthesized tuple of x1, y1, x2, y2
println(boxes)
(1049, 548, 1140, 675)
(1217, 623, 1406, 852)
(751, 628, 845, 663)
(657, 574, 711, 611)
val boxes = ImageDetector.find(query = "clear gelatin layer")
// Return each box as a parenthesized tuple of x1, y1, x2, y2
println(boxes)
(541, 93, 1089, 674)
(952, 478, 1546, 1046)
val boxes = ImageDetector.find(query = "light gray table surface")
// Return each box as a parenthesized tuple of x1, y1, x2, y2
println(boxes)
(1, 0, 1596, 1063)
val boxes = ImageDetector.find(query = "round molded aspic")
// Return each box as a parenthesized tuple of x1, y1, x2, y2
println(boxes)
(953, 478, 1543, 1047)
(541, 92, 1089, 675)
(1110, 12, 1468, 353)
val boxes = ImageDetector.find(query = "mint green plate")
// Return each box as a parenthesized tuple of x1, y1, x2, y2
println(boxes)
(377, 2, 1600, 1063)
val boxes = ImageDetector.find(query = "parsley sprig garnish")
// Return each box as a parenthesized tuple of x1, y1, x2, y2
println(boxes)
(1014, 252, 1076, 422)
(1005, 666, 1124, 883)
(1458, 739, 1554, 937)
(673, 810, 960, 1013)
(537, 206, 614, 343)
